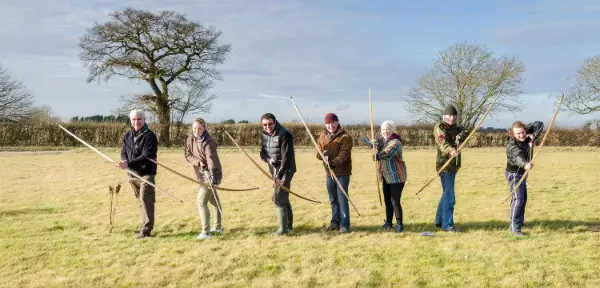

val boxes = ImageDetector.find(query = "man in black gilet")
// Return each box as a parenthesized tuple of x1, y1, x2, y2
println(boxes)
(259, 113, 297, 236)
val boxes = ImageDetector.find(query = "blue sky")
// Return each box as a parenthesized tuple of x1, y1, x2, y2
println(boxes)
(1, 0, 600, 127)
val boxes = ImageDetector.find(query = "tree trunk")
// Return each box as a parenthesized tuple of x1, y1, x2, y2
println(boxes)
(156, 94, 171, 146)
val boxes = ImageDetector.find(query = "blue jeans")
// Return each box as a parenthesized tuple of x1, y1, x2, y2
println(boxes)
(326, 175, 350, 230)
(435, 172, 456, 230)
(506, 171, 527, 232)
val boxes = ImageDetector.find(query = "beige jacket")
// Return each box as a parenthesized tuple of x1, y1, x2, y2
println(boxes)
(184, 132, 223, 184)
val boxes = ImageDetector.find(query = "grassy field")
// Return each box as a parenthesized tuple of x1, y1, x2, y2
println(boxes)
(1, 147, 599, 287)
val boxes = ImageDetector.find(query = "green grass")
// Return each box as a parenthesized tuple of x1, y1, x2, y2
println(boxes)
(1, 147, 599, 287)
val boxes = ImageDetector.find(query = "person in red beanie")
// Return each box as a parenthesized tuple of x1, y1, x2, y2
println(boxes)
(316, 112, 353, 233)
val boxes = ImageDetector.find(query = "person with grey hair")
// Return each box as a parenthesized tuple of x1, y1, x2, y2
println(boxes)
(361, 120, 408, 233)
(433, 105, 468, 232)
(117, 109, 159, 239)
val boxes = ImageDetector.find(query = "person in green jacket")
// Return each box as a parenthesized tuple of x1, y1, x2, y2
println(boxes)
(433, 105, 467, 232)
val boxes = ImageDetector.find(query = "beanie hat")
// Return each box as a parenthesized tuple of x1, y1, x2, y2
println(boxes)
(324, 113, 339, 124)
(443, 105, 458, 116)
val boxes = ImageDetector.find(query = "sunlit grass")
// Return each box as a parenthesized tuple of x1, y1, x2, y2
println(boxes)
(1, 147, 599, 287)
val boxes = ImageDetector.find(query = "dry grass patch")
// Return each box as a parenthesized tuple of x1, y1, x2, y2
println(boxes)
(1, 148, 599, 287)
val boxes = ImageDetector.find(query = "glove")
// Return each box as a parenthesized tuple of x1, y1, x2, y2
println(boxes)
(328, 161, 336, 169)
(372, 153, 384, 161)
(210, 169, 220, 185)
(374, 138, 383, 151)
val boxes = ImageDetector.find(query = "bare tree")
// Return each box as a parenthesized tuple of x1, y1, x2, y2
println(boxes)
(117, 81, 216, 141)
(404, 42, 525, 130)
(563, 56, 600, 115)
(0, 65, 34, 122)
(26, 105, 61, 123)
(78, 7, 231, 145)
(170, 81, 216, 124)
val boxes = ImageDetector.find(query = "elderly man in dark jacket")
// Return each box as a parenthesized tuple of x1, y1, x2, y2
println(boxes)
(259, 113, 297, 236)
(505, 120, 544, 237)
(117, 109, 158, 239)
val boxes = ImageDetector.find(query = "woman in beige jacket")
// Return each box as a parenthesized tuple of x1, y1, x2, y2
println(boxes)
(184, 117, 224, 240)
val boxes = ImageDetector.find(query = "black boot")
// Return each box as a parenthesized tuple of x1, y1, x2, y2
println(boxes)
(395, 223, 404, 233)
(383, 220, 392, 229)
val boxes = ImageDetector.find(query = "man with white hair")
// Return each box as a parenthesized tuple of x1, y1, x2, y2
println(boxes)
(117, 109, 159, 239)
(433, 105, 467, 232)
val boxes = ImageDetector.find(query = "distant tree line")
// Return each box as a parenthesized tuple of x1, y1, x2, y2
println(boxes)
(70, 114, 130, 123)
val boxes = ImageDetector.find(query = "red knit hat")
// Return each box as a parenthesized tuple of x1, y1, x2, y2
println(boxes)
(324, 113, 339, 124)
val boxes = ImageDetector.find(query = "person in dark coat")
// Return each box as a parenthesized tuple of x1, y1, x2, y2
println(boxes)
(116, 109, 158, 239)
(505, 120, 544, 237)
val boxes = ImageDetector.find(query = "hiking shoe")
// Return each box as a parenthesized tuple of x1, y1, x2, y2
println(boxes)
(210, 228, 223, 234)
(339, 227, 350, 234)
(135, 232, 151, 239)
(196, 233, 211, 240)
(395, 224, 404, 233)
(322, 223, 340, 232)
(273, 230, 289, 236)
(445, 227, 460, 233)
(382, 221, 393, 229)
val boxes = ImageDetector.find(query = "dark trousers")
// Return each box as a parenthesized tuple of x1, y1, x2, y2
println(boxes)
(506, 171, 528, 232)
(325, 175, 350, 230)
(129, 174, 156, 234)
(272, 171, 294, 230)
(382, 179, 405, 225)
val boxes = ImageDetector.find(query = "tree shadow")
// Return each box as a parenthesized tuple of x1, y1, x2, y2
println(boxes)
(350, 219, 600, 233)
(147, 219, 600, 239)
(0, 207, 57, 217)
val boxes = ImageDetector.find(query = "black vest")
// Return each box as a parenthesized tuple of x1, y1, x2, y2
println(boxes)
(261, 122, 296, 172)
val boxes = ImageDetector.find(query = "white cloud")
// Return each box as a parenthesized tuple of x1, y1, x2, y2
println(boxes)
(0, 0, 599, 128)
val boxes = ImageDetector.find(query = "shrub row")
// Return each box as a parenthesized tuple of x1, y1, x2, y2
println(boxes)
(1, 122, 599, 147)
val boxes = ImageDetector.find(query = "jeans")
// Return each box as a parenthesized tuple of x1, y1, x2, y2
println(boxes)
(326, 175, 350, 230)
(506, 171, 527, 232)
(435, 172, 456, 230)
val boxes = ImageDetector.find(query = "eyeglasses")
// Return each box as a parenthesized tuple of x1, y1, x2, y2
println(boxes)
(262, 123, 274, 127)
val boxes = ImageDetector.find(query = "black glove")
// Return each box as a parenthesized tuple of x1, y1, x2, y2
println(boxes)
(210, 169, 219, 185)
(372, 153, 384, 161)
(374, 138, 383, 151)
(328, 161, 336, 169)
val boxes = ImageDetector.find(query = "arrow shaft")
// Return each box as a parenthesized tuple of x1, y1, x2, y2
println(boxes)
(290, 97, 360, 215)
(222, 129, 321, 204)
(369, 88, 383, 206)
(57, 124, 183, 203)
(415, 93, 501, 197)
(499, 94, 564, 204)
